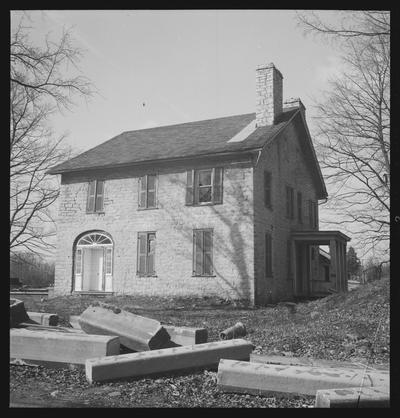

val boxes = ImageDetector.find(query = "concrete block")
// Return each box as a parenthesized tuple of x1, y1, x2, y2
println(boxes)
(250, 354, 390, 371)
(10, 328, 120, 366)
(163, 325, 208, 346)
(79, 305, 170, 351)
(217, 360, 389, 396)
(86, 339, 254, 383)
(69, 315, 82, 330)
(10, 298, 30, 327)
(315, 387, 390, 408)
(27, 312, 59, 326)
(16, 322, 84, 334)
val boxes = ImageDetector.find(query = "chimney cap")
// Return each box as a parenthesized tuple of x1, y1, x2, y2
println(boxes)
(256, 62, 283, 78)
(283, 97, 306, 111)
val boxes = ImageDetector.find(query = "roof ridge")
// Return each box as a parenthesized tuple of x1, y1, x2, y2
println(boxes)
(120, 112, 256, 135)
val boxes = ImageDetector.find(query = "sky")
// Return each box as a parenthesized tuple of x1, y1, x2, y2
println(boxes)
(11, 10, 344, 154)
(14, 10, 381, 261)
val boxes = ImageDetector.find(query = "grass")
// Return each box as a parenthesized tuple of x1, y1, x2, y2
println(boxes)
(10, 277, 390, 407)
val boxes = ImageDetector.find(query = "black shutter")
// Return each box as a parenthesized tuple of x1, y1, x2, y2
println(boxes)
(87, 181, 96, 212)
(139, 176, 147, 208)
(203, 230, 213, 275)
(137, 233, 147, 275)
(95, 180, 104, 212)
(213, 168, 223, 204)
(186, 170, 194, 205)
(193, 230, 203, 275)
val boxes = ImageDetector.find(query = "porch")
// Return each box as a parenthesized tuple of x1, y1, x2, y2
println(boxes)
(291, 230, 351, 298)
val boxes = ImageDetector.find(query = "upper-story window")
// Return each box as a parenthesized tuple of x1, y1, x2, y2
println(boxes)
(138, 174, 157, 209)
(297, 191, 302, 223)
(286, 185, 294, 219)
(308, 200, 318, 228)
(264, 171, 272, 209)
(86, 180, 104, 213)
(186, 168, 223, 206)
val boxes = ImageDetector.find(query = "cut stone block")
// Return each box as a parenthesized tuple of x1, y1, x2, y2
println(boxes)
(79, 305, 170, 351)
(163, 325, 208, 346)
(10, 298, 30, 327)
(217, 359, 389, 396)
(69, 315, 82, 330)
(86, 338, 254, 383)
(27, 312, 59, 326)
(16, 322, 83, 333)
(250, 354, 389, 371)
(10, 328, 120, 366)
(315, 387, 390, 408)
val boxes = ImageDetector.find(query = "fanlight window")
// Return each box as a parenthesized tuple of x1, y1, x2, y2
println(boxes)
(77, 233, 112, 246)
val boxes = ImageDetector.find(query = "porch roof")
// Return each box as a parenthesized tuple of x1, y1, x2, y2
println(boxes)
(291, 230, 351, 245)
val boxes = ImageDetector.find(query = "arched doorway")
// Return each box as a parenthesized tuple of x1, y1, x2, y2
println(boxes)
(73, 231, 113, 292)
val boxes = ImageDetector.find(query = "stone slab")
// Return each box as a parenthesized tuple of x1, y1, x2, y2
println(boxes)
(10, 298, 30, 327)
(10, 328, 120, 366)
(250, 354, 389, 371)
(69, 315, 83, 330)
(315, 387, 390, 408)
(86, 338, 254, 383)
(16, 322, 84, 333)
(217, 359, 389, 396)
(27, 312, 59, 326)
(79, 305, 170, 351)
(163, 325, 208, 346)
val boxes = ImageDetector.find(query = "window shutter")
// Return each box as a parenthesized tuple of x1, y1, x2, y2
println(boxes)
(95, 180, 104, 212)
(137, 233, 147, 275)
(86, 181, 96, 212)
(213, 168, 223, 204)
(186, 170, 194, 205)
(264, 171, 271, 207)
(193, 230, 203, 275)
(147, 175, 156, 208)
(203, 230, 213, 275)
(265, 233, 272, 276)
(309, 200, 313, 226)
(138, 176, 147, 208)
(286, 187, 290, 218)
(147, 233, 155, 275)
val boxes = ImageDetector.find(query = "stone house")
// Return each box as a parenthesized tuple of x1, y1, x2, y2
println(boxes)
(48, 62, 350, 305)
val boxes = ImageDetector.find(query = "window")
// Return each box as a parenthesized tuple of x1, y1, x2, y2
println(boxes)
(186, 168, 223, 206)
(138, 174, 157, 209)
(86, 180, 105, 213)
(75, 248, 82, 275)
(265, 232, 272, 277)
(137, 232, 156, 276)
(264, 171, 272, 208)
(297, 191, 302, 223)
(105, 247, 113, 275)
(193, 229, 213, 276)
(287, 240, 292, 279)
(309, 200, 318, 228)
(286, 186, 294, 219)
(324, 265, 330, 282)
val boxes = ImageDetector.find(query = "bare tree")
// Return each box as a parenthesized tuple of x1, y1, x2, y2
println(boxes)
(296, 11, 390, 260)
(10, 16, 93, 257)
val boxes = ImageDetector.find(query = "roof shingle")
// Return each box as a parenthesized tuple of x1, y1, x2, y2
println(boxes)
(48, 109, 298, 174)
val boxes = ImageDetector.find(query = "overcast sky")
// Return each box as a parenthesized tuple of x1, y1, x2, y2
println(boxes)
(11, 10, 344, 153)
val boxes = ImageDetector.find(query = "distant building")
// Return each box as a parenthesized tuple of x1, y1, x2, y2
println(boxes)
(48, 62, 350, 305)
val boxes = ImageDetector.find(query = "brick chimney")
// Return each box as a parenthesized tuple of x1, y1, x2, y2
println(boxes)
(256, 63, 283, 126)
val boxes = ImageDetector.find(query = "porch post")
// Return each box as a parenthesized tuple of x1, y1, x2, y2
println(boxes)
(337, 241, 343, 292)
(292, 240, 297, 296)
(329, 239, 338, 291)
(344, 242, 348, 291)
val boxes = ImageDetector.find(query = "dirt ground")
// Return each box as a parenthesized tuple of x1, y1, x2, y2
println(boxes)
(10, 278, 389, 408)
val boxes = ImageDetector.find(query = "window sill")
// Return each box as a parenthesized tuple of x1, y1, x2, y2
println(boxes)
(136, 274, 158, 278)
(186, 202, 222, 207)
(191, 275, 216, 278)
(137, 207, 159, 211)
(86, 211, 105, 215)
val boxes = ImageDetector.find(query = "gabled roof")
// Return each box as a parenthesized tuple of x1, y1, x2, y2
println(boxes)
(47, 109, 297, 174)
(47, 106, 327, 198)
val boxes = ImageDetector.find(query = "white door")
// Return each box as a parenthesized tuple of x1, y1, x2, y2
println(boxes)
(82, 248, 104, 291)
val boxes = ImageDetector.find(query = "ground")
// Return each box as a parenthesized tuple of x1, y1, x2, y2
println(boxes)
(10, 278, 390, 408)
